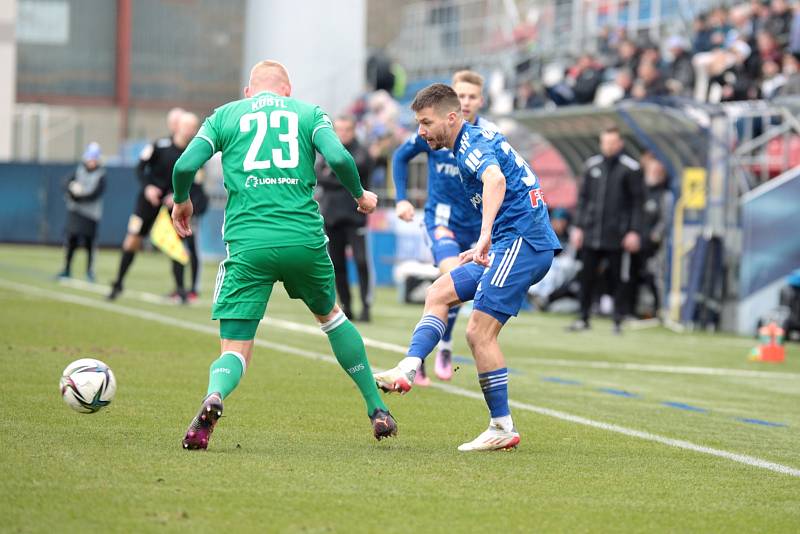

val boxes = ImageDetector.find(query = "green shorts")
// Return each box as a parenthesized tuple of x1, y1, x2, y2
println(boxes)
(211, 243, 336, 320)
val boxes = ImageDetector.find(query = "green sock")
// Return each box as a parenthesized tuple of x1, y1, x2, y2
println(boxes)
(206, 351, 245, 399)
(323, 315, 387, 415)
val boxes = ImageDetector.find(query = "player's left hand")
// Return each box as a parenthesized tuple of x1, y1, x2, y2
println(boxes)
(458, 248, 476, 265)
(172, 199, 194, 237)
(622, 231, 640, 253)
(472, 233, 492, 267)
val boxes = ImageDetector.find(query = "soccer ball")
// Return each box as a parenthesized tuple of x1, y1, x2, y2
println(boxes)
(59, 358, 117, 413)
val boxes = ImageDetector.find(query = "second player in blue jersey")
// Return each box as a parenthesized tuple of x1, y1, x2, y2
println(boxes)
(392, 70, 497, 385)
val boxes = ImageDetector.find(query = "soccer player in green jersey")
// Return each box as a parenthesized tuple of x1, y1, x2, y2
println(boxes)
(171, 60, 397, 449)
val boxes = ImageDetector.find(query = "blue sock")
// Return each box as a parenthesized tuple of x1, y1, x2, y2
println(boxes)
(407, 314, 446, 360)
(441, 306, 459, 343)
(478, 368, 510, 417)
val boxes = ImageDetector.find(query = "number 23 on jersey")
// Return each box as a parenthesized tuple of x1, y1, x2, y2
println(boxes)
(239, 110, 299, 171)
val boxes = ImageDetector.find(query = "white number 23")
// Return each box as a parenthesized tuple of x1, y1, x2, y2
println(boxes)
(239, 110, 299, 171)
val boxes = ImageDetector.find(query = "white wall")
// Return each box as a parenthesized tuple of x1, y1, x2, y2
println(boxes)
(242, 0, 365, 115)
(0, 0, 17, 160)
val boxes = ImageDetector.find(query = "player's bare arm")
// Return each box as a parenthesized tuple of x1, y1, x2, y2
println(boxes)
(473, 164, 506, 266)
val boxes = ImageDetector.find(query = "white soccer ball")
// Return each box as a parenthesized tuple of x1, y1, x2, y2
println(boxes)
(59, 358, 117, 413)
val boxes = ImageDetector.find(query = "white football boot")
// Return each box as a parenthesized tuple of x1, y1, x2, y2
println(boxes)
(457, 423, 520, 451)
(373, 365, 416, 394)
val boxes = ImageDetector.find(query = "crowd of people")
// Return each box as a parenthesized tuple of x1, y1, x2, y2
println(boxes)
(514, 0, 800, 110)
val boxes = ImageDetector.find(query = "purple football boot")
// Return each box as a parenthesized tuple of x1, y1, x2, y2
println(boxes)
(182, 393, 224, 450)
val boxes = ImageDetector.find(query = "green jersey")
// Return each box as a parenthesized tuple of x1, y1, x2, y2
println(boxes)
(195, 91, 340, 253)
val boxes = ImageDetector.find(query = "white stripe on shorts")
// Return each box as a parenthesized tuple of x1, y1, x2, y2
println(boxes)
(212, 261, 226, 304)
(498, 238, 523, 287)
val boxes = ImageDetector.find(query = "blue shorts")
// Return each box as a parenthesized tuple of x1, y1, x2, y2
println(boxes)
(450, 237, 554, 324)
(426, 225, 481, 266)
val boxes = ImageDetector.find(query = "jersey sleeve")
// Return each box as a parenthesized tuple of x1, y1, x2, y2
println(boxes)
(310, 107, 334, 144)
(464, 136, 500, 181)
(172, 137, 214, 203)
(196, 110, 222, 153)
(391, 134, 427, 201)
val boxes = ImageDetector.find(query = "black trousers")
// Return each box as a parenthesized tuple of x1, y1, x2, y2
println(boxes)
(326, 222, 371, 315)
(578, 248, 626, 324)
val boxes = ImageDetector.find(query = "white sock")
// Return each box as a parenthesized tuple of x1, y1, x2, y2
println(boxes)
(438, 340, 453, 351)
(398, 356, 423, 374)
(491, 415, 514, 432)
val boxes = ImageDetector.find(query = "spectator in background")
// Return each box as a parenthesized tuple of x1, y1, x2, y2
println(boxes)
(761, 58, 787, 98)
(568, 54, 605, 104)
(58, 142, 105, 282)
(781, 52, 800, 95)
(749, 0, 771, 39)
(665, 35, 696, 96)
(514, 79, 546, 110)
(790, 2, 800, 54)
(614, 39, 641, 74)
(639, 155, 674, 317)
(632, 60, 670, 100)
(316, 115, 374, 322)
(594, 68, 634, 107)
(711, 40, 761, 101)
(568, 126, 643, 334)
(756, 31, 784, 66)
(708, 7, 734, 49)
(693, 13, 713, 54)
(766, 0, 794, 48)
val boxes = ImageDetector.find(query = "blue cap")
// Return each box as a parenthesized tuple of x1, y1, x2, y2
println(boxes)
(551, 207, 570, 221)
(83, 142, 101, 161)
(788, 269, 800, 288)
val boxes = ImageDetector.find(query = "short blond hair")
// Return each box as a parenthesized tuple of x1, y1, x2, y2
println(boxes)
(452, 70, 484, 88)
(249, 60, 291, 90)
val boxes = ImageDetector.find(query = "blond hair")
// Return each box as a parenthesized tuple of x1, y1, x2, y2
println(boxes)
(452, 70, 484, 88)
(248, 60, 291, 92)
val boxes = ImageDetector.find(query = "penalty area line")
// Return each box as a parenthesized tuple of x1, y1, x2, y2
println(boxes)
(2, 277, 799, 478)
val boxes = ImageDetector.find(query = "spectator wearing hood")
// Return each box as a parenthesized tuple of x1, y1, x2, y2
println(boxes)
(58, 142, 106, 281)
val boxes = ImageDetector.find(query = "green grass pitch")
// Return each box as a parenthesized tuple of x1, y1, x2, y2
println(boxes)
(1, 244, 799, 532)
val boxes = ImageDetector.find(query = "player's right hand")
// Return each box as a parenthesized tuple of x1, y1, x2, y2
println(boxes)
(144, 185, 162, 207)
(395, 200, 415, 222)
(356, 190, 378, 214)
(171, 199, 194, 237)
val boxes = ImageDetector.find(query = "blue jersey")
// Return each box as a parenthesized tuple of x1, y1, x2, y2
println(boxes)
(453, 122, 561, 251)
(392, 116, 495, 235)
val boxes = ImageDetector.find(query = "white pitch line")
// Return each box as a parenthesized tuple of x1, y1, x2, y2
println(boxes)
(2, 277, 799, 478)
(521, 358, 800, 380)
(45, 277, 800, 381)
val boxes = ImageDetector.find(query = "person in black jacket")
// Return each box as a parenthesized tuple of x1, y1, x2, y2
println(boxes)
(568, 127, 644, 333)
(108, 112, 199, 300)
(316, 115, 375, 321)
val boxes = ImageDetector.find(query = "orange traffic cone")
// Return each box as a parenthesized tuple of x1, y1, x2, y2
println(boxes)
(749, 322, 786, 363)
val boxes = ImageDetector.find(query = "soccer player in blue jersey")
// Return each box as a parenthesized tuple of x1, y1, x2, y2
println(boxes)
(375, 83, 561, 451)
(392, 71, 497, 386)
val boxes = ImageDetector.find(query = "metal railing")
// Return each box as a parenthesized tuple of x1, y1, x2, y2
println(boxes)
(386, 0, 731, 79)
